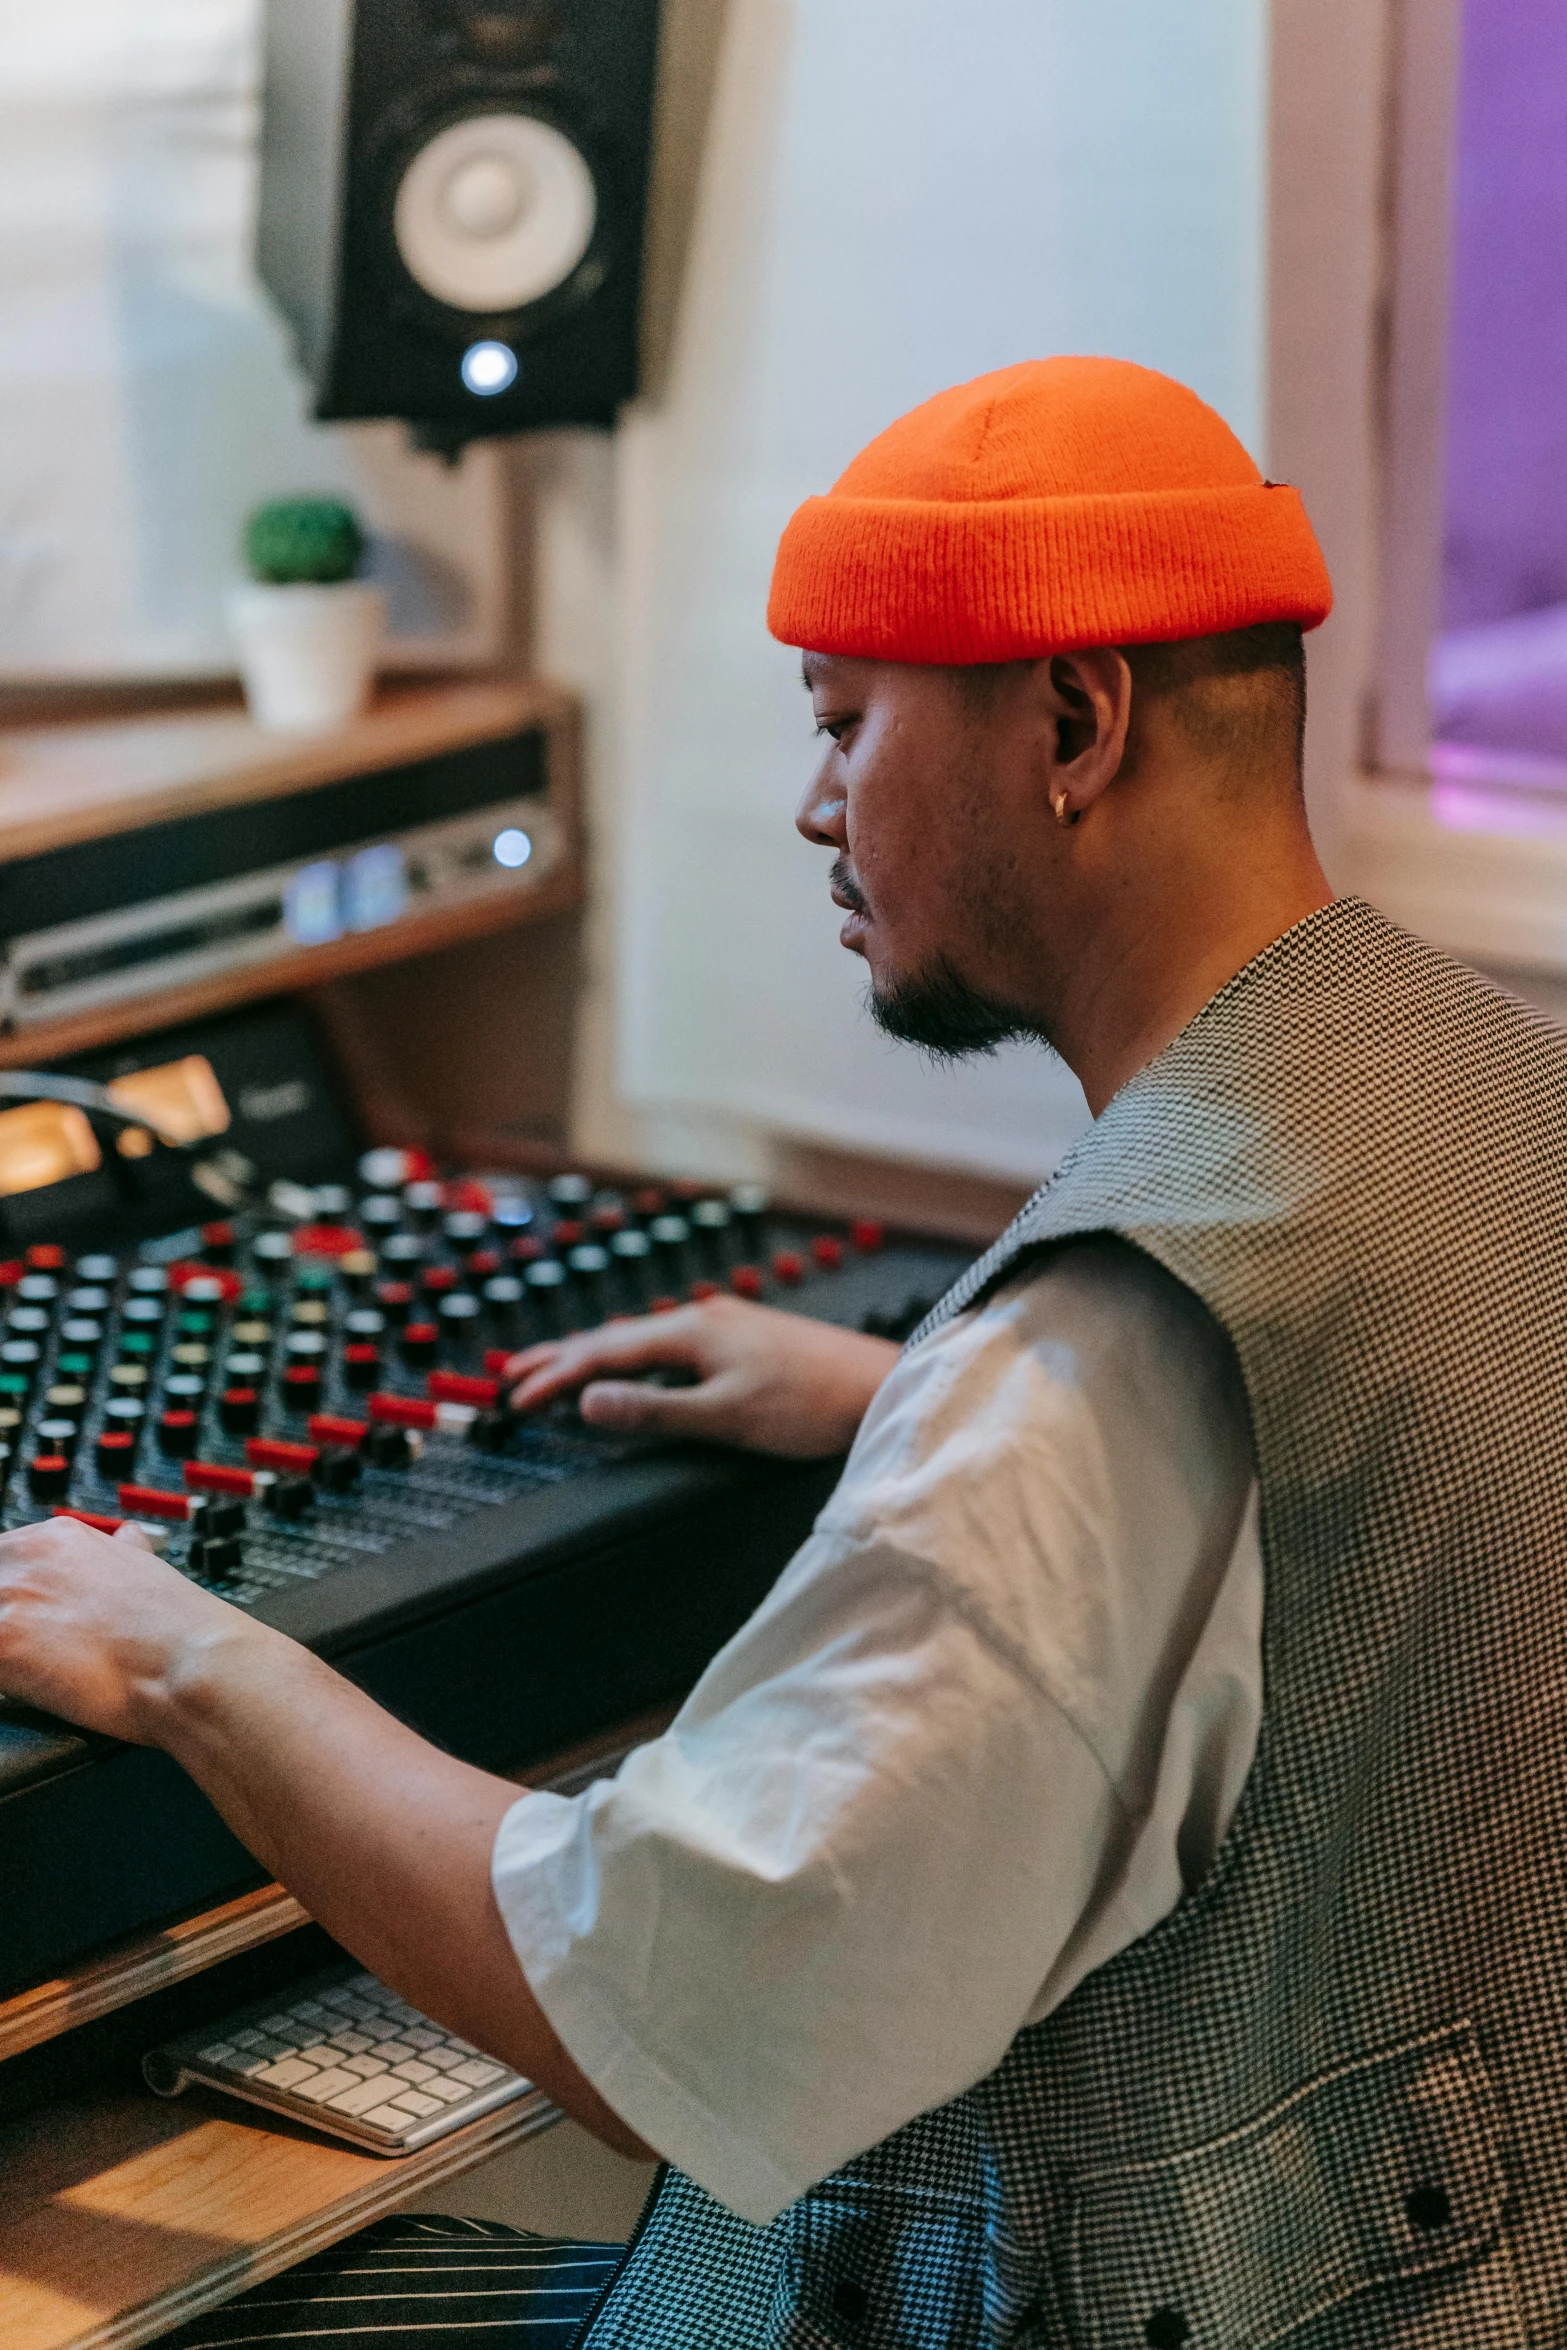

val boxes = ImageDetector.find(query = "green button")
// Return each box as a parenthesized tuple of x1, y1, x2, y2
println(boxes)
(178, 1312, 215, 1337)
(240, 1289, 272, 1315)
(56, 1353, 93, 1378)
(118, 1333, 156, 1358)
(0, 1374, 29, 1399)
(295, 1269, 334, 1295)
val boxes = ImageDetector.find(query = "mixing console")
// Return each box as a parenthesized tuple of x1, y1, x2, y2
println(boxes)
(0, 1157, 950, 1612)
(0, 1002, 980, 2007)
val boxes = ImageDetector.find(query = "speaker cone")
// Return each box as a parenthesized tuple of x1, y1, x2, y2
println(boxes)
(392, 112, 598, 314)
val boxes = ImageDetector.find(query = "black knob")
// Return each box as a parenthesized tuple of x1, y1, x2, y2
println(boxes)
(567, 1244, 610, 1287)
(17, 1274, 59, 1304)
(468, 1406, 518, 1453)
(1, 1340, 41, 1381)
(265, 1473, 316, 1520)
(729, 1183, 771, 1236)
(164, 1374, 207, 1409)
(60, 1317, 104, 1353)
(362, 1423, 412, 1469)
(27, 1453, 70, 1501)
(200, 1221, 236, 1263)
(251, 1232, 293, 1274)
(343, 1344, 380, 1390)
(102, 1397, 146, 1434)
(281, 1364, 321, 1411)
(77, 1255, 118, 1283)
(96, 1428, 137, 1480)
(548, 1173, 593, 1210)
(400, 1321, 439, 1367)
(403, 1180, 444, 1225)
(312, 1445, 363, 1494)
(443, 1210, 489, 1247)
(158, 1410, 199, 1458)
(36, 1417, 80, 1457)
(689, 1199, 731, 1252)
(191, 1494, 247, 1539)
(649, 1214, 690, 1262)
(481, 1274, 525, 1320)
(219, 1386, 260, 1435)
(189, 1533, 244, 1583)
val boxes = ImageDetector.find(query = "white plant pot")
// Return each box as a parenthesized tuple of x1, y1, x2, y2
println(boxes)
(227, 579, 387, 734)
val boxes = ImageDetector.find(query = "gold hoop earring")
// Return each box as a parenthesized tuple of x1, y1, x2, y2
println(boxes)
(1052, 790, 1079, 828)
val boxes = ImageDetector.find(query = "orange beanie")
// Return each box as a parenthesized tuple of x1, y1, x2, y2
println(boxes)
(767, 357, 1332, 663)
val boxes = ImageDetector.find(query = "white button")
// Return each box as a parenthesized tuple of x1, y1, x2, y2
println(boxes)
(257, 2058, 318, 2089)
(363, 2103, 415, 2133)
(294, 2068, 361, 2103)
(450, 2058, 505, 2088)
(424, 2076, 471, 2105)
(390, 2060, 437, 2084)
(329, 2077, 399, 2116)
(343, 2054, 389, 2078)
(390, 2088, 443, 2118)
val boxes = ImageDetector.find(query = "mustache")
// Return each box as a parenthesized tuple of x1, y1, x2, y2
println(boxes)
(829, 856, 869, 917)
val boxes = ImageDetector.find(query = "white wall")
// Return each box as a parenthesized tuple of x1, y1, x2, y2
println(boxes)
(555, 0, 1271, 1186)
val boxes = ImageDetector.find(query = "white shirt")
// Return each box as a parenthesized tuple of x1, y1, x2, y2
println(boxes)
(492, 1236, 1262, 2227)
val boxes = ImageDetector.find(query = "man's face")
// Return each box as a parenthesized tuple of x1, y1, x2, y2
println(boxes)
(795, 652, 1047, 1058)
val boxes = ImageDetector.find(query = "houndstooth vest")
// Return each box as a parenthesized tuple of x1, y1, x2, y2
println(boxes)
(581, 898, 1567, 2349)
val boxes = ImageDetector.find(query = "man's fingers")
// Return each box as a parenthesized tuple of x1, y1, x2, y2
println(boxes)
(114, 1522, 155, 1551)
(577, 1378, 716, 1435)
(507, 1312, 707, 1413)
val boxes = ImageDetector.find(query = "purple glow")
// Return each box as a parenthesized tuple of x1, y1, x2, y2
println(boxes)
(1442, 0, 1567, 631)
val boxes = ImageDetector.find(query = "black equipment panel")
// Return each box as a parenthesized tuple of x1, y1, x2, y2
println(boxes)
(257, 0, 663, 446)
(0, 1003, 976, 2001)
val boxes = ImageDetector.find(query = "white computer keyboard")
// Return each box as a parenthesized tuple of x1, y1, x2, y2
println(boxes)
(144, 1963, 544, 2154)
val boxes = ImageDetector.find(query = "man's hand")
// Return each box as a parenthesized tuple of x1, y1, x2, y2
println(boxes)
(0, 1515, 262, 1743)
(507, 1295, 901, 1458)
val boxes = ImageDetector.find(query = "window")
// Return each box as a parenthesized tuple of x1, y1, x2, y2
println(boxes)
(0, 1, 505, 683)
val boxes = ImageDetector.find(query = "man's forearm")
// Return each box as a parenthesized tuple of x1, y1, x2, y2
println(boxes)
(145, 1620, 650, 2157)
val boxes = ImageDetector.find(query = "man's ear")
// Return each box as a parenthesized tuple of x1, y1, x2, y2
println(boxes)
(1037, 647, 1133, 821)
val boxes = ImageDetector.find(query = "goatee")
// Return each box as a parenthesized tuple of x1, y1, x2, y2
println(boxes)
(869, 956, 1041, 1063)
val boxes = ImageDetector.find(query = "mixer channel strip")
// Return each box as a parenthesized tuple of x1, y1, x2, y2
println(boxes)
(0, 1155, 947, 1609)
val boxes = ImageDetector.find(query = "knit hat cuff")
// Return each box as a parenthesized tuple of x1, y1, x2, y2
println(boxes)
(767, 481, 1333, 662)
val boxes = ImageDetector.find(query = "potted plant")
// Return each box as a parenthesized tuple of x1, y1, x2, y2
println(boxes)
(227, 498, 386, 733)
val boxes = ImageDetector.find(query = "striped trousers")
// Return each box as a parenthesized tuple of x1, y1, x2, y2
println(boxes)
(159, 2214, 624, 2348)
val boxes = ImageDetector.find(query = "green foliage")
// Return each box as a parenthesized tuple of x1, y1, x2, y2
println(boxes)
(243, 498, 366, 586)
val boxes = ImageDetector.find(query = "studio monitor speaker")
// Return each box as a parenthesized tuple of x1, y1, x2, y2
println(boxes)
(258, 0, 663, 447)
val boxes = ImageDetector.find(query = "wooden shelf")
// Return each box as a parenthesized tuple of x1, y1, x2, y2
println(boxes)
(0, 674, 583, 1066)
(0, 678, 573, 865)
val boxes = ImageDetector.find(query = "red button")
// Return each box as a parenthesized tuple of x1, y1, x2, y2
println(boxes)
(421, 1265, 459, 1294)
(689, 1278, 720, 1302)
(184, 1462, 255, 1497)
(633, 1188, 665, 1218)
(0, 1261, 22, 1289)
(483, 1348, 514, 1377)
(292, 1223, 364, 1259)
(309, 1413, 369, 1447)
(511, 1237, 548, 1264)
(443, 1177, 493, 1215)
(26, 1244, 65, 1271)
(649, 1295, 680, 1315)
(730, 1266, 764, 1298)
(369, 1393, 438, 1429)
(591, 1206, 625, 1234)
(468, 1249, 501, 1278)
(200, 1221, 234, 1248)
(552, 1220, 585, 1248)
(117, 1483, 190, 1522)
(283, 1365, 321, 1404)
(850, 1219, 885, 1254)
(247, 1437, 318, 1472)
(344, 1343, 380, 1366)
(54, 1506, 124, 1534)
(771, 1250, 805, 1285)
(811, 1235, 843, 1271)
(428, 1370, 500, 1406)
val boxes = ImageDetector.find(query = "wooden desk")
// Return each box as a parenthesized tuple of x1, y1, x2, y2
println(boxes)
(0, 1715, 671, 2349)
(0, 2086, 560, 2350)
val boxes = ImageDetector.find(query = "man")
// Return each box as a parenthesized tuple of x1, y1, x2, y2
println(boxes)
(3, 358, 1563, 2345)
